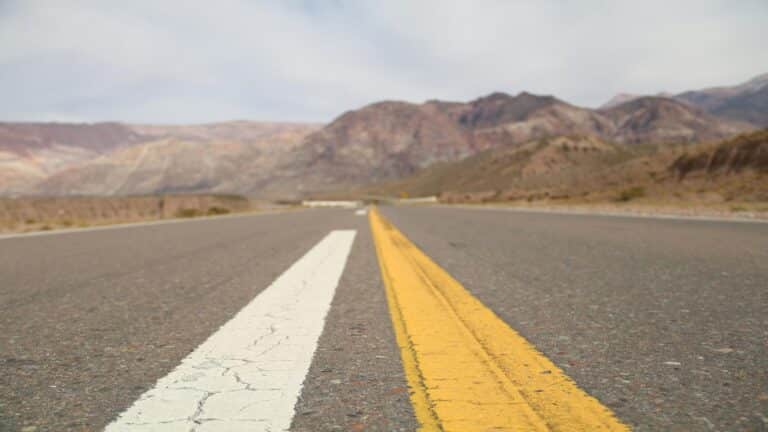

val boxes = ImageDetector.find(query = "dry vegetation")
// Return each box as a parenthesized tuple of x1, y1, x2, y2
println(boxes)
(0, 194, 256, 234)
(363, 130, 768, 219)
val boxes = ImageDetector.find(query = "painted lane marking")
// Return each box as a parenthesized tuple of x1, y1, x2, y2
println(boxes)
(369, 208, 629, 431)
(355, 208, 367, 216)
(105, 230, 357, 432)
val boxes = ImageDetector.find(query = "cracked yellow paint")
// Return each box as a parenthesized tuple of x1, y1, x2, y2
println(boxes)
(369, 208, 630, 431)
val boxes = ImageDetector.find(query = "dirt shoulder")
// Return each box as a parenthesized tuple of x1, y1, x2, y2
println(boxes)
(434, 199, 768, 222)
(0, 195, 264, 234)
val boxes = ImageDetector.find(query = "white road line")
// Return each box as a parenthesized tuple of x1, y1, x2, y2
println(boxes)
(354, 208, 367, 216)
(105, 230, 357, 432)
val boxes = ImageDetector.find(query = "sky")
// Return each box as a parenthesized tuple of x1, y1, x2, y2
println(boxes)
(1, 0, 767, 124)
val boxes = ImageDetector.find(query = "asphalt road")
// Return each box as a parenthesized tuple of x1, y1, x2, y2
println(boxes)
(1, 206, 766, 431)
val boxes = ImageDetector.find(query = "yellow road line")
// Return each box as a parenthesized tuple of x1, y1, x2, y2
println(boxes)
(369, 208, 630, 431)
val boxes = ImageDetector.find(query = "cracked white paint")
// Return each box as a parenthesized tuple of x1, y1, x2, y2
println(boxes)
(106, 230, 357, 432)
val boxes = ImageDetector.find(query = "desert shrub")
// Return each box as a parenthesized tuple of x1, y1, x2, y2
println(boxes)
(214, 194, 247, 201)
(175, 208, 201, 218)
(616, 186, 646, 202)
(207, 206, 230, 216)
(24, 218, 36, 224)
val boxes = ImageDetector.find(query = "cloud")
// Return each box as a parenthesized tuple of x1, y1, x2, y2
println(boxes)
(1, 0, 767, 123)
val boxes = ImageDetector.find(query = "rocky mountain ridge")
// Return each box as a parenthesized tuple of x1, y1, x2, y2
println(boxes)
(601, 72, 768, 127)
(362, 130, 768, 205)
(258, 92, 748, 197)
(0, 80, 760, 198)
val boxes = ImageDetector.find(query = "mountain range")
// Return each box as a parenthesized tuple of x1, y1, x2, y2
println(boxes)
(0, 122, 321, 196)
(600, 73, 768, 127)
(1, 73, 765, 199)
(360, 130, 767, 204)
(257, 92, 748, 197)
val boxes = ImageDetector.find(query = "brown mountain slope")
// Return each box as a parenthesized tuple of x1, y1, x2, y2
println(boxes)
(459, 92, 562, 128)
(463, 92, 617, 148)
(3, 91, 752, 198)
(34, 123, 320, 196)
(602, 72, 768, 127)
(676, 73, 768, 126)
(600, 97, 748, 144)
(250, 101, 475, 197)
(600, 93, 644, 110)
(0, 122, 144, 155)
(0, 122, 148, 194)
(671, 129, 768, 178)
(129, 120, 322, 143)
(363, 130, 768, 204)
(363, 136, 639, 199)
(259, 92, 747, 198)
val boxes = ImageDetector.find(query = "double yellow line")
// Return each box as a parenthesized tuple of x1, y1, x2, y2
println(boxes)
(369, 207, 630, 431)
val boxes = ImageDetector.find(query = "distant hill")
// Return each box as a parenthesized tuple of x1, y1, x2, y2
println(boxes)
(0, 122, 321, 196)
(368, 130, 768, 202)
(362, 130, 768, 204)
(676, 73, 768, 127)
(601, 72, 768, 127)
(0, 86, 755, 198)
(254, 92, 748, 197)
(671, 129, 768, 179)
(32, 122, 321, 196)
(600, 97, 746, 144)
(0, 122, 147, 194)
(599, 93, 643, 110)
(361, 136, 633, 199)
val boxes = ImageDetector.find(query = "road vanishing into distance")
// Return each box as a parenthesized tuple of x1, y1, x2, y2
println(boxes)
(1, 206, 767, 431)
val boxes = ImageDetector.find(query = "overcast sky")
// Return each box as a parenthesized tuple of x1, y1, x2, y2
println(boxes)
(1, 0, 767, 123)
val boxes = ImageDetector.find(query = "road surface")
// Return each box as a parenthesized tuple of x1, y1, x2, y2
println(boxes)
(1, 206, 766, 431)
